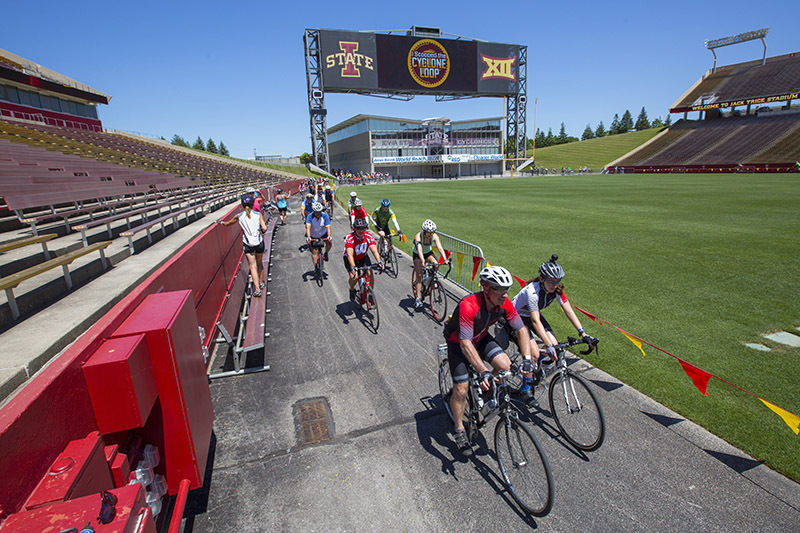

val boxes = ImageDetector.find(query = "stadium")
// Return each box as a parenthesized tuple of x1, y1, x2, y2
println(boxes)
(0, 22, 798, 532)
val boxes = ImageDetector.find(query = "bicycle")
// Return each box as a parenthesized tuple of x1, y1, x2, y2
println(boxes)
(308, 237, 328, 287)
(437, 344, 554, 516)
(503, 332, 605, 452)
(378, 232, 402, 279)
(327, 200, 334, 219)
(411, 262, 451, 322)
(353, 264, 381, 331)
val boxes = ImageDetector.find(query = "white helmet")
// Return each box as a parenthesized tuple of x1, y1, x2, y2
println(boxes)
(312, 202, 323, 212)
(353, 198, 362, 207)
(479, 266, 513, 289)
(350, 191, 358, 198)
(421, 219, 436, 233)
(245, 186, 255, 194)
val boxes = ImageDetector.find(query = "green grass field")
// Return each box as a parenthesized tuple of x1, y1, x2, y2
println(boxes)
(526, 127, 665, 169)
(340, 173, 800, 481)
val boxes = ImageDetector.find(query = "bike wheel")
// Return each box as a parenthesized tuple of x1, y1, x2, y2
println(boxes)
(429, 280, 447, 322)
(494, 415, 554, 516)
(386, 246, 399, 278)
(548, 371, 605, 451)
(363, 288, 380, 331)
(315, 258, 324, 287)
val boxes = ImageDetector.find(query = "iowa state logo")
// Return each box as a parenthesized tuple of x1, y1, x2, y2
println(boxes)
(325, 41, 374, 78)
(408, 39, 450, 88)
(480, 54, 516, 81)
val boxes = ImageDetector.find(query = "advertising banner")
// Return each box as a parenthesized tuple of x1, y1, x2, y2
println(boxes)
(319, 30, 378, 91)
(373, 154, 503, 164)
(317, 29, 522, 97)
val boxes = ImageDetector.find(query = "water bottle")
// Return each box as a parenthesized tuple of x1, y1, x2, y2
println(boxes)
(481, 397, 497, 417)
(472, 380, 484, 408)
(422, 269, 430, 286)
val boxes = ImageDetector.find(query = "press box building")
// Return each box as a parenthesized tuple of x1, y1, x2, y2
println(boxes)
(328, 114, 504, 179)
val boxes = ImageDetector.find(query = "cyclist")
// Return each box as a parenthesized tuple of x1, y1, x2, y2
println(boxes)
(513, 254, 596, 367)
(343, 217, 383, 301)
(217, 194, 268, 297)
(305, 202, 332, 265)
(370, 199, 402, 254)
(324, 184, 335, 212)
(275, 188, 289, 225)
(300, 193, 314, 221)
(442, 266, 535, 455)
(347, 191, 359, 210)
(412, 219, 449, 310)
(349, 198, 369, 230)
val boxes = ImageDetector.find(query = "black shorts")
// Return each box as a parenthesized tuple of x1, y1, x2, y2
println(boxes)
(375, 224, 390, 235)
(447, 334, 505, 384)
(342, 255, 371, 273)
(412, 251, 436, 263)
(521, 314, 553, 334)
(278, 207, 287, 214)
(244, 241, 265, 255)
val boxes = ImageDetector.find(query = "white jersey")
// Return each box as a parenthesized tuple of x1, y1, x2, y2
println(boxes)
(513, 281, 568, 318)
(238, 210, 263, 247)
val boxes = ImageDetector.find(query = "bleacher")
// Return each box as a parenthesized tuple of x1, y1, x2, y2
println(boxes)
(0, 118, 297, 327)
(609, 51, 800, 173)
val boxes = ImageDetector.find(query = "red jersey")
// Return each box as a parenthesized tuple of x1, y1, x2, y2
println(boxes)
(350, 206, 369, 221)
(343, 231, 376, 261)
(443, 292, 524, 344)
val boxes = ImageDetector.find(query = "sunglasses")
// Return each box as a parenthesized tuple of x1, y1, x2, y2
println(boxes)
(98, 490, 117, 524)
(543, 278, 562, 285)
(488, 286, 508, 295)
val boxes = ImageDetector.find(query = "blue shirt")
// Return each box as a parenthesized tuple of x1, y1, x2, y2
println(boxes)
(305, 212, 331, 238)
(277, 196, 287, 209)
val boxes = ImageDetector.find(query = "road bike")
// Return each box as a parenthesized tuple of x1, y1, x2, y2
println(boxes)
(411, 262, 451, 322)
(437, 344, 554, 516)
(501, 330, 605, 452)
(353, 264, 381, 331)
(327, 199, 334, 219)
(309, 237, 328, 287)
(378, 232, 402, 278)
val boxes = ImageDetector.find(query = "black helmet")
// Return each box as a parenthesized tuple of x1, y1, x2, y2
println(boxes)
(353, 218, 368, 229)
(241, 194, 255, 208)
(539, 254, 565, 280)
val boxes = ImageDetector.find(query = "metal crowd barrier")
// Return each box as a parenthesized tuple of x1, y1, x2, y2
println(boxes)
(437, 231, 485, 294)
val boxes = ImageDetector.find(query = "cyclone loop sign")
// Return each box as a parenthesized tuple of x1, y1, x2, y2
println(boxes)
(407, 39, 450, 88)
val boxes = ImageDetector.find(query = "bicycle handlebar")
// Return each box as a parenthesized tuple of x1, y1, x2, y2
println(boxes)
(557, 336, 600, 356)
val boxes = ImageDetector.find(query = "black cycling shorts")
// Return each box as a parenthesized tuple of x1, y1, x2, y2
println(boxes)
(447, 334, 505, 384)
(342, 255, 371, 273)
(244, 241, 265, 255)
(412, 250, 436, 263)
(522, 314, 553, 334)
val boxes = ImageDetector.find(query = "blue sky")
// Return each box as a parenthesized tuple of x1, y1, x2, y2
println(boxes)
(4, 1, 796, 160)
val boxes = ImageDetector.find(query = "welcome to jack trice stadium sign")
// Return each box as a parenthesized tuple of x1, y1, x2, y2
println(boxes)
(373, 154, 504, 164)
(318, 29, 521, 96)
(670, 91, 799, 113)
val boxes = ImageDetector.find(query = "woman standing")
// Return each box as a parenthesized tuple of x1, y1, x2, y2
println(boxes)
(218, 194, 268, 297)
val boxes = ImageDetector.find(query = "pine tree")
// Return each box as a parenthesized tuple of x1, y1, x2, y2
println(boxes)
(665, 115, 672, 127)
(192, 136, 205, 151)
(171, 134, 189, 148)
(535, 129, 546, 148)
(557, 122, 568, 144)
(620, 110, 634, 133)
(545, 128, 555, 147)
(219, 142, 230, 156)
(206, 138, 218, 154)
(609, 114, 620, 135)
(595, 121, 606, 137)
(635, 107, 650, 130)
(581, 124, 594, 141)
(651, 117, 664, 128)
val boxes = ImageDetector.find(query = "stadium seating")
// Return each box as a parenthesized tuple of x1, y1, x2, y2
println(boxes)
(672, 52, 800, 111)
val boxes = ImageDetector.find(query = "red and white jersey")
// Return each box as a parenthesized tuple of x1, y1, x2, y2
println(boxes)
(343, 231, 376, 261)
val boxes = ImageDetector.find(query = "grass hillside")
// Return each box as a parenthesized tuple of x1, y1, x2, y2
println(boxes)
(526, 127, 666, 170)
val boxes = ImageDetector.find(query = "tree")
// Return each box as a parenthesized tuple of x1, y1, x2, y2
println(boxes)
(651, 116, 664, 128)
(192, 136, 205, 151)
(595, 121, 606, 137)
(665, 115, 672, 127)
(581, 124, 594, 140)
(620, 110, 634, 133)
(609, 114, 621, 135)
(557, 122, 568, 144)
(545, 128, 555, 147)
(206, 138, 218, 154)
(171, 134, 189, 148)
(299, 152, 313, 165)
(635, 107, 650, 130)
(218, 142, 230, 156)
(535, 128, 546, 148)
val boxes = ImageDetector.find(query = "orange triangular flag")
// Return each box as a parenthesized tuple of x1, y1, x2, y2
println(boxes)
(471, 256, 482, 280)
(759, 399, 800, 435)
(621, 331, 646, 357)
(678, 359, 711, 395)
